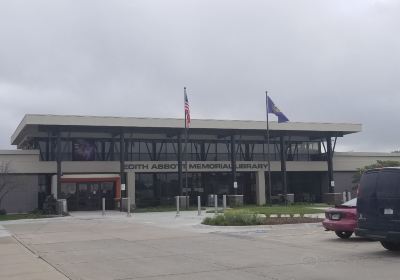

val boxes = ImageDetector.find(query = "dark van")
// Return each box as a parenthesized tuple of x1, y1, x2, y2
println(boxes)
(355, 167, 400, 251)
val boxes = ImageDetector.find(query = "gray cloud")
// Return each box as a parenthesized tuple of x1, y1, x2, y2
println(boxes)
(0, 0, 399, 152)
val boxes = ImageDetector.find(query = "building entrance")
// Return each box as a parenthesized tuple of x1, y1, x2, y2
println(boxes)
(59, 181, 115, 211)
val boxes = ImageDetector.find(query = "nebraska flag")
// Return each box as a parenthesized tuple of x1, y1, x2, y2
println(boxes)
(184, 88, 191, 128)
(266, 96, 289, 123)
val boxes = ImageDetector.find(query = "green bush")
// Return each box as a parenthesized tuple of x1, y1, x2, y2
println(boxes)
(353, 160, 400, 184)
(232, 205, 323, 216)
(202, 213, 265, 226)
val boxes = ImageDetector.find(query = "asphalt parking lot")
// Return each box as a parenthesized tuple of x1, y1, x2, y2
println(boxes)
(1, 211, 399, 280)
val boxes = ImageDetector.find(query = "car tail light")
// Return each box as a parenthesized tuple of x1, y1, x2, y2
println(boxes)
(329, 213, 341, 220)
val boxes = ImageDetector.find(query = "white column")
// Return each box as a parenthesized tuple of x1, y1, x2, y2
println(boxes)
(256, 171, 266, 205)
(126, 172, 136, 208)
(51, 175, 58, 199)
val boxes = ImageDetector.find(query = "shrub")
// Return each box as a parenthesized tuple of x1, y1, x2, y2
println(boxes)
(42, 195, 57, 215)
(202, 212, 265, 226)
(0, 209, 6, 215)
(202, 215, 227, 225)
(353, 160, 400, 184)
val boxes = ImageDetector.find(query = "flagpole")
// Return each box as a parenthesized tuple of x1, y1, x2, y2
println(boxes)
(184, 87, 189, 208)
(266, 91, 272, 204)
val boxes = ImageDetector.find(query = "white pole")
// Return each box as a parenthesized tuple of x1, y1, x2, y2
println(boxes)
(214, 195, 218, 215)
(176, 196, 180, 216)
(184, 87, 189, 204)
(197, 195, 201, 216)
(102, 197, 105, 216)
(127, 197, 131, 217)
(223, 194, 227, 212)
(266, 91, 272, 204)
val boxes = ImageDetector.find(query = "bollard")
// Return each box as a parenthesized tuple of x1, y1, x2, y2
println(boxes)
(214, 194, 218, 215)
(347, 191, 352, 201)
(342, 191, 347, 202)
(127, 197, 131, 217)
(197, 196, 201, 216)
(223, 194, 227, 212)
(176, 196, 180, 216)
(102, 197, 106, 216)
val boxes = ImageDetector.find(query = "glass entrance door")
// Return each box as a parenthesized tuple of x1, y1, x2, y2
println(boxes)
(101, 182, 115, 210)
(60, 181, 116, 211)
(77, 183, 90, 210)
(77, 183, 102, 211)
(60, 183, 78, 211)
(88, 183, 101, 210)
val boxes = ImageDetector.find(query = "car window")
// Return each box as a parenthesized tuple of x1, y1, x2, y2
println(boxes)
(342, 198, 357, 207)
(359, 171, 378, 198)
(377, 171, 400, 197)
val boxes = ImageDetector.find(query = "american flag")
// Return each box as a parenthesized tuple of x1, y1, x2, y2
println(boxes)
(184, 88, 191, 128)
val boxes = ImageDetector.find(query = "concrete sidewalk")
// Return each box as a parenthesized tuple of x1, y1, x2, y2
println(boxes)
(0, 210, 327, 280)
(3, 211, 398, 280)
(0, 224, 11, 238)
(0, 234, 69, 280)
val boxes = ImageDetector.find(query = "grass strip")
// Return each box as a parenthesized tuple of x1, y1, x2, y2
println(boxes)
(0, 213, 54, 221)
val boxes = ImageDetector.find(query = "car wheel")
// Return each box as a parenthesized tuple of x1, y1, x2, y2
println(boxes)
(381, 241, 400, 251)
(335, 231, 353, 239)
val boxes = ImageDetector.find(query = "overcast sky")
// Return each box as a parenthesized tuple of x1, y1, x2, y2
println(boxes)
(0, 0, 399, 152)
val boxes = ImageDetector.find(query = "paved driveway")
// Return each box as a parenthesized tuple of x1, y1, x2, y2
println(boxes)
(2, 211, 400, 280)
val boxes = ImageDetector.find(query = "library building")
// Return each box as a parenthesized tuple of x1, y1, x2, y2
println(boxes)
(1, 114, 400, 213)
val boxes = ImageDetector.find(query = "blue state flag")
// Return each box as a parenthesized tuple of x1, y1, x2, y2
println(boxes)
(266, 96, 289, 123)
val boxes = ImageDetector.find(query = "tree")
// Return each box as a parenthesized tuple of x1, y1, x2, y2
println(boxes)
(0, 161, 15, 212)
(352, 160, 400, 184)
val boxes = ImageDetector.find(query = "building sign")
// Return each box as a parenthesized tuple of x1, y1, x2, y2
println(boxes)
(125, 161, 269, 173)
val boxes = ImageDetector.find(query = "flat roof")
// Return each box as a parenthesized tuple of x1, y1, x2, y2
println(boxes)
(0, 150, 40, 155)
(11, 114, 362, 145)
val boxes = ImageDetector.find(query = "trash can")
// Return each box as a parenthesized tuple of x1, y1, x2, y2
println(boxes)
(285, 194, 295, 204)
(56, 199, 68, 215)
(207, 194, 217, 207)
(177, 196, 190, 209)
